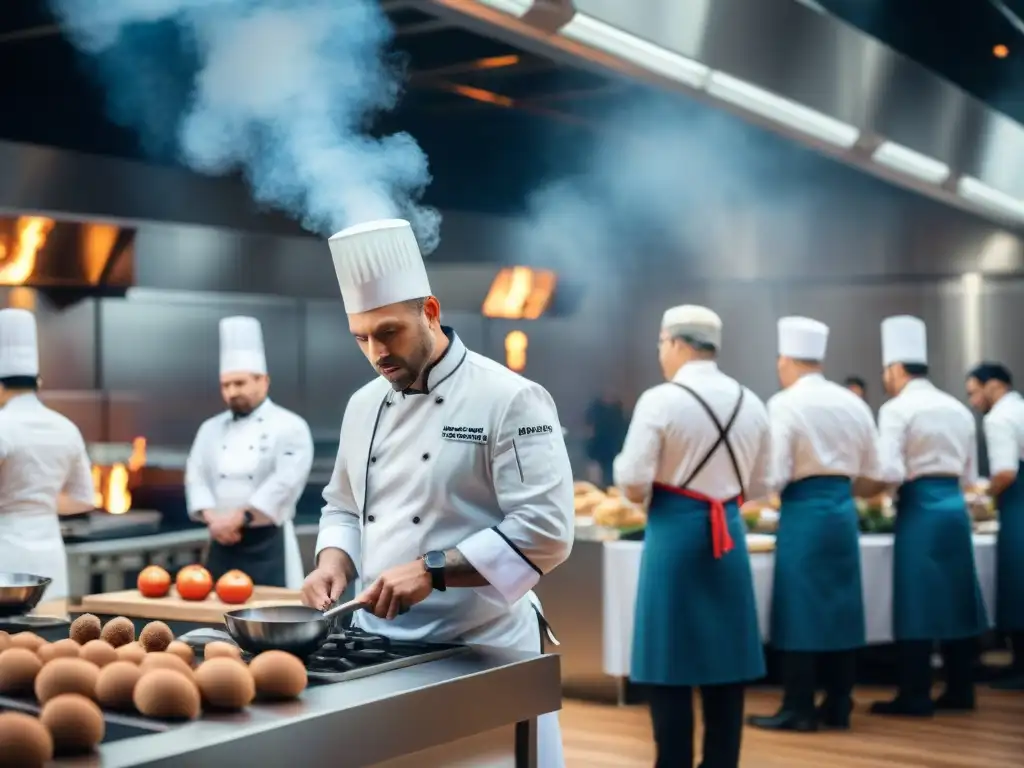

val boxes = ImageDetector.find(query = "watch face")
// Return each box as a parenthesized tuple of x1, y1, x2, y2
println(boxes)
(424, 551, 445, 570)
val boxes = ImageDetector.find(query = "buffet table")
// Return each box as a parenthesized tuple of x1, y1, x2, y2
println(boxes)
(601, 533, 998, 678)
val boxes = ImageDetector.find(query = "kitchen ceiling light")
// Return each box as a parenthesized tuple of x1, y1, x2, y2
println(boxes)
(872, 141, 950, 184)
(476, 0, 531, 16)
(958, 176, 1024, 221)
(707, 71, 860, 148)
(559, 13, 710, 89)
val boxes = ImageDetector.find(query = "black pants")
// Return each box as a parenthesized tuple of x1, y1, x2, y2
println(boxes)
(206, 525, 287, 587)
(647, 683, 745, 768)
(894, 638, 976, 703)
(779, 651, 856, 716)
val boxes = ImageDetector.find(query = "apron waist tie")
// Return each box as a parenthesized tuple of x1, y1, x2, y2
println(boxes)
(653, 482, 739, 559)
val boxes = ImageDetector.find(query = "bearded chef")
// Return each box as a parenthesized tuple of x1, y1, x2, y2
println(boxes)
(185, 316, 313, 589)
(747, 317, 877, 733)
(965, 362, 1024, 690)
(614, 305, 769, 768)
(870, 315, 989, 716)
(300, 219, 574, 767)
(0, 308, 95, 600)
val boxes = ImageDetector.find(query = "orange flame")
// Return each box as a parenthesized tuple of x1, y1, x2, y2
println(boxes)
(105, 463, 131, 515)
(128, 436, 147, 472)
(0, 216, 56, 285)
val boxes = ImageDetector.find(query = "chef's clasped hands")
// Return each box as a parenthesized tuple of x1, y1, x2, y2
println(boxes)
(203, 509, 245, 546)
(355, 560, 433, 620)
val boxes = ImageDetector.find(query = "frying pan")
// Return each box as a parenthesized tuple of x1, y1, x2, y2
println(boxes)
(0, 572, 52, 618)
(223, 599, 368, 657)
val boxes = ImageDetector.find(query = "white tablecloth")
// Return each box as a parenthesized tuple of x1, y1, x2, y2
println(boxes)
(602, 534, 998, 678)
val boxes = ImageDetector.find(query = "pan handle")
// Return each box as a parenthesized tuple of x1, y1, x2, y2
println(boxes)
(321, 598, 370, 621)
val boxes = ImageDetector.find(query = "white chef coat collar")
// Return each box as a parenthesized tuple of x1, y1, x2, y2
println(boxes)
(990, 389, 1022, 415)
(405, 327, 467, 396)
(672, 360, 719, 383)
(901, 378, 934, 396)
(0, 392, 41, 411)
(792, 372, 825, 387)
(229, 396, 273, 423)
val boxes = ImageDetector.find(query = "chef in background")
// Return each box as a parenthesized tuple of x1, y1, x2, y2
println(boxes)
(747, 317, 877, 733)
(0, 308, 95, 600)
(301, 219, 573, 767)
(870, 315, 989, 716)
(185, 316, 313, 589)
(614, 305, 768, 768)
(844, 375, 868, 402)
(965, 361, 1024, 690)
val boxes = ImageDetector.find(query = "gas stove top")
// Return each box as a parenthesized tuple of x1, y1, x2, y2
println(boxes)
(179, 626, 470, 684)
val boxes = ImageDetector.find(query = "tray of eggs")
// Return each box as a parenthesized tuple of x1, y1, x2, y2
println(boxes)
(0, 613, 309, 764)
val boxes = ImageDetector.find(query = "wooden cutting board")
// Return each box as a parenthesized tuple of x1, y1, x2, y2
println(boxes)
(80, 587, 302, 623)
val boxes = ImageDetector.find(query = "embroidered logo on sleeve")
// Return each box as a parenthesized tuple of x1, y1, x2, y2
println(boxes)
(518, 424, 554, 437)
(441, 425, 488, 443)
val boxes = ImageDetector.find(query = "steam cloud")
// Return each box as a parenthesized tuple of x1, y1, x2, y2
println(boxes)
(515, 96, 831, 281)
(50, 0, 441, 252)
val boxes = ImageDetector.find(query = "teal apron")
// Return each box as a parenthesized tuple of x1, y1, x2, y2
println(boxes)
(996, 462, 1024, 631)
(893, 476, 990, 640)
(771, 475, 865, 651)
(630, 383, 766, 687)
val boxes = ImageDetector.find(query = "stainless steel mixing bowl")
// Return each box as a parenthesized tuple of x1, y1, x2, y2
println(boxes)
(0, 572, 52, 618)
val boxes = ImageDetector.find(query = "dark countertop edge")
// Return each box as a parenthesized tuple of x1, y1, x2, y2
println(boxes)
(87, 649, 563, 768)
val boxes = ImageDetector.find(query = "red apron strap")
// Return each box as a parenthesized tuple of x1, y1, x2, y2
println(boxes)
(652, 483, 736, 559)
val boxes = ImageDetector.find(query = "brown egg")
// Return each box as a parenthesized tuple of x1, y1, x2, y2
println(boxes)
(0, 648, 43, 695)
(140, 652, 193, 677)
(165, 641, 195, 666)
(0, 631, 10, 652)
(35, 658, 100, 704)
(69, 614, 102, 645)
(100, 617, 136, 648)
(38, 638, 81, 663)
(203, 641, 242, 661)
(194, 657, 255, 710)
(79, 640, 118, 668)
(139, 621, 174, 653)
(10, 632, 46, 651)
(133, 669, 201, 720)
(0, 711, 54, 768)
(116, 642, 147, 664)
(40, 693, 105, 755)
(96, 661, 143, 712)
(249, 650, 307, 700)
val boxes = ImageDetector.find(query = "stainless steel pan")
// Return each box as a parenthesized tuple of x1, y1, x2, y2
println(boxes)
(223, 599, 368, 657)
(0, 573, 52, 618)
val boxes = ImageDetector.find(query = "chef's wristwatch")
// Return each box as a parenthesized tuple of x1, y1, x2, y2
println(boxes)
(422, 550, 447, 592)
(242, 510, 254, 528)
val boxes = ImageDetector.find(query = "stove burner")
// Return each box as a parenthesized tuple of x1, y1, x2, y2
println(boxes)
(302, 628, 470, 681)
(0, 614, 70, 632)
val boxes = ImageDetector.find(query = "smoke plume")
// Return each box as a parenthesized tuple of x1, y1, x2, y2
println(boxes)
(50, 0, 441, 252)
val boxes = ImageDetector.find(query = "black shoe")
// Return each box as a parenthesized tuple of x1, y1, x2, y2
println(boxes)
(746, 710, 818, 732)
(816, 700, 852, 730)
(990, 674, 1024, 691)
(869, 697, 934, 717)
(934, 692, 975, 712)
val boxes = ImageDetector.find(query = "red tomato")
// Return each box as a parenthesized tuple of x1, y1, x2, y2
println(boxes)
(215, 570, 254, 605)
(137, 565, 171, 598)
(175, 564, 213, 601)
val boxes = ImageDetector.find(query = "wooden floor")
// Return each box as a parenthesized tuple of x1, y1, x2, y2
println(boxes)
(561, 688, 1024, 767)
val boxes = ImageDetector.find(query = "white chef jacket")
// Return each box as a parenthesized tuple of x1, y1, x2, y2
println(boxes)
(185, 398, 314, 589)
(982, 391, 1024, 477)
(765, 373, 881, 491)
(875, 378, 978, 486)
(315, 330, 574, 647)
(0, 393, 95, 600)
(614, 360, 772, 499)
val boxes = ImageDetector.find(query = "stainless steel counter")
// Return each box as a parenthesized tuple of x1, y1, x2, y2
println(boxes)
(40, 646, 560, 767)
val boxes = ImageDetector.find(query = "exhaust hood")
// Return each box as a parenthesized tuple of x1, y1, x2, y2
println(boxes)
(428, 0, 1024, 230)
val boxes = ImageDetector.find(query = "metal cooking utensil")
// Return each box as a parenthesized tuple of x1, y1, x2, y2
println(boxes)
(223, 599, 368, 657)
(0, 572, 52, 618)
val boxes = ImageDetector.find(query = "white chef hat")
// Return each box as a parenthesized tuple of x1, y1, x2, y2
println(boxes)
(327, 219, 431, 314)
(661, 305, 722, 349)
(777, 316, 829, 361)
(881, 315, 927, 367)
(0, 308, 39, 379)
(219, 316, 267, 377)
